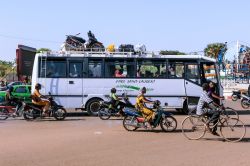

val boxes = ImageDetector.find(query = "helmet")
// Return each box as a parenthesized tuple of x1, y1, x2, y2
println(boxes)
(35, 83, 42, 90)
(111, 88, 116, 93)
(141, 87, 146, 94)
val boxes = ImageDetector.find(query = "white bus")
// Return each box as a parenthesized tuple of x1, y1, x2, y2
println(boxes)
(32, 51, 222, 115)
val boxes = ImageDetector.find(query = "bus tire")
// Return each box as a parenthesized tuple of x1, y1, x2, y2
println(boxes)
(177, 100, 188, 114)
(86, 98, 103, 116)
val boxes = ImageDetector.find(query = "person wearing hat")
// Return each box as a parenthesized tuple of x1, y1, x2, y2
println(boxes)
(135, 87, 155, 125)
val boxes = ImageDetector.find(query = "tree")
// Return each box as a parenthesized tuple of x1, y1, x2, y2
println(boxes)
(37, 48, 51, 53)
(204, 43, 227, 59)
(0, 60, 15, 77)
(160, 50, 186, 55)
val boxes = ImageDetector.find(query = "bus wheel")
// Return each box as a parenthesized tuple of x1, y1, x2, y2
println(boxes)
(177, 100, 189, 114)
(86, 98, 102, 116)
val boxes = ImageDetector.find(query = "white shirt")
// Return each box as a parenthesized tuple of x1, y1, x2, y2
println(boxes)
(196, 90, 213, 115)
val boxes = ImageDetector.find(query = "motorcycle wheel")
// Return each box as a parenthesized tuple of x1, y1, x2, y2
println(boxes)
(54, 108, 67, 120)
(231, 95, 238, 101)
(23, 109, 35, 121)
(160, 115, 177, 132)
(0, 108, 9, 120)
(123, 116, 138, 131)
(241, 99, 250, 109)
(98, 108, 111, 120)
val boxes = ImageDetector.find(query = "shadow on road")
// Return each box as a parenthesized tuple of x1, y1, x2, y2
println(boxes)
(133, 129, 182, 133)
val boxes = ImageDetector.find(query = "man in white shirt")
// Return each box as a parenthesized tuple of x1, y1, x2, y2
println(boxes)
(197, 83, 220, 136)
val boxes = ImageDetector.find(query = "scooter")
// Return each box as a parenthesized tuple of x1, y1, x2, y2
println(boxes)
(22, 93, 67, 121)
(231, 90, 241, 101)
(241, 94, 250, 109)
(122, 100, 177, 132)
(98, 93, 135, 120)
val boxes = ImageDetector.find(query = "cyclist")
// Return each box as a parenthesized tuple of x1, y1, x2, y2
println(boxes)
(135, 87, 155, 127)
(32, 83, 50, 116)
(197, 83, 220, 136)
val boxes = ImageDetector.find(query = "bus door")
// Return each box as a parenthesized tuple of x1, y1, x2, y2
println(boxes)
(67, 60, 83, 108)
(184, 63, 201, 104)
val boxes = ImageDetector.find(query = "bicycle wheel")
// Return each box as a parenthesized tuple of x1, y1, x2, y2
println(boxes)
(224, 107, 239, 120)
(220, 118, 246, 142)
(0, 108, 9, 120)
(182, 115, 206, 140)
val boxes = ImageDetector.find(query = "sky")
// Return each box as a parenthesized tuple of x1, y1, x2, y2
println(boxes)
(0, 0, 250, 61)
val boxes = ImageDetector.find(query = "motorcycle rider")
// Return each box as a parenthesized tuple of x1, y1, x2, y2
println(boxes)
(135, 87, 155, 126)
(32, 83, 50, 116)
(110, 88, 125, 114)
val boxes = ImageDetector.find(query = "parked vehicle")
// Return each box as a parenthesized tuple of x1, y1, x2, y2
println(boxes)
(122, 100, 177, 132)
(241, 94, 250, 109)
(231, 90, 241, 101)
(23, 93, 67, 121)
(0, 85, 31, 103)
(0, 98, 24, 120)
(98, 93, 135, 120)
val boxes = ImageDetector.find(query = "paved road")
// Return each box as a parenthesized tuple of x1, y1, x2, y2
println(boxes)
(0, 100, 249, 166)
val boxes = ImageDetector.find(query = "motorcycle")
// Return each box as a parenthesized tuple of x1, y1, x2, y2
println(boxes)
(98, 93, 135, 120)
(22, 93, 67, 121)
(122, 100, 177, 132)
(64, 31, 104, 52)
(241, 94, 250, 109)
(231, 90, 241, 101)
(0, 98, 24, 120)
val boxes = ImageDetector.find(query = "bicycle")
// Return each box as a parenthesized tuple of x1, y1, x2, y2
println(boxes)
(188, 99, 239, 124)
(182, 107, 246, 142)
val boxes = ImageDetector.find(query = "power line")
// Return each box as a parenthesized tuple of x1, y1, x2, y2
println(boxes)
(0, 34, 61, 44)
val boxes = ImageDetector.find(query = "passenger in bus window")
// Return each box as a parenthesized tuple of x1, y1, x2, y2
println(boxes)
(92, 63, 101, 77)
(168, 67, 175, 78)
(115, 69, 125, 77)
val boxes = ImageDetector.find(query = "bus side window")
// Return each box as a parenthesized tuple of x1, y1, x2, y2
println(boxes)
(105, 59, 135, 78)
(168, 63, 184, 78)
(186, 64, 200, 84)
(137, 60, 166, 78)
(46, 60, 67, 78)
(69, 62, 82, 78)
(88, 60, 102, 78)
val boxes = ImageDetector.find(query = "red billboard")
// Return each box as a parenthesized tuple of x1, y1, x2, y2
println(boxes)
(16, 45, 36, 81)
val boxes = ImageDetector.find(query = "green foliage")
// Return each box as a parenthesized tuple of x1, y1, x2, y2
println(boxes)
(37, 48, 51, 53)
(204, 43, 227, 58)
(0, 60, 14, 77)
(160, 50, 186, 55)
